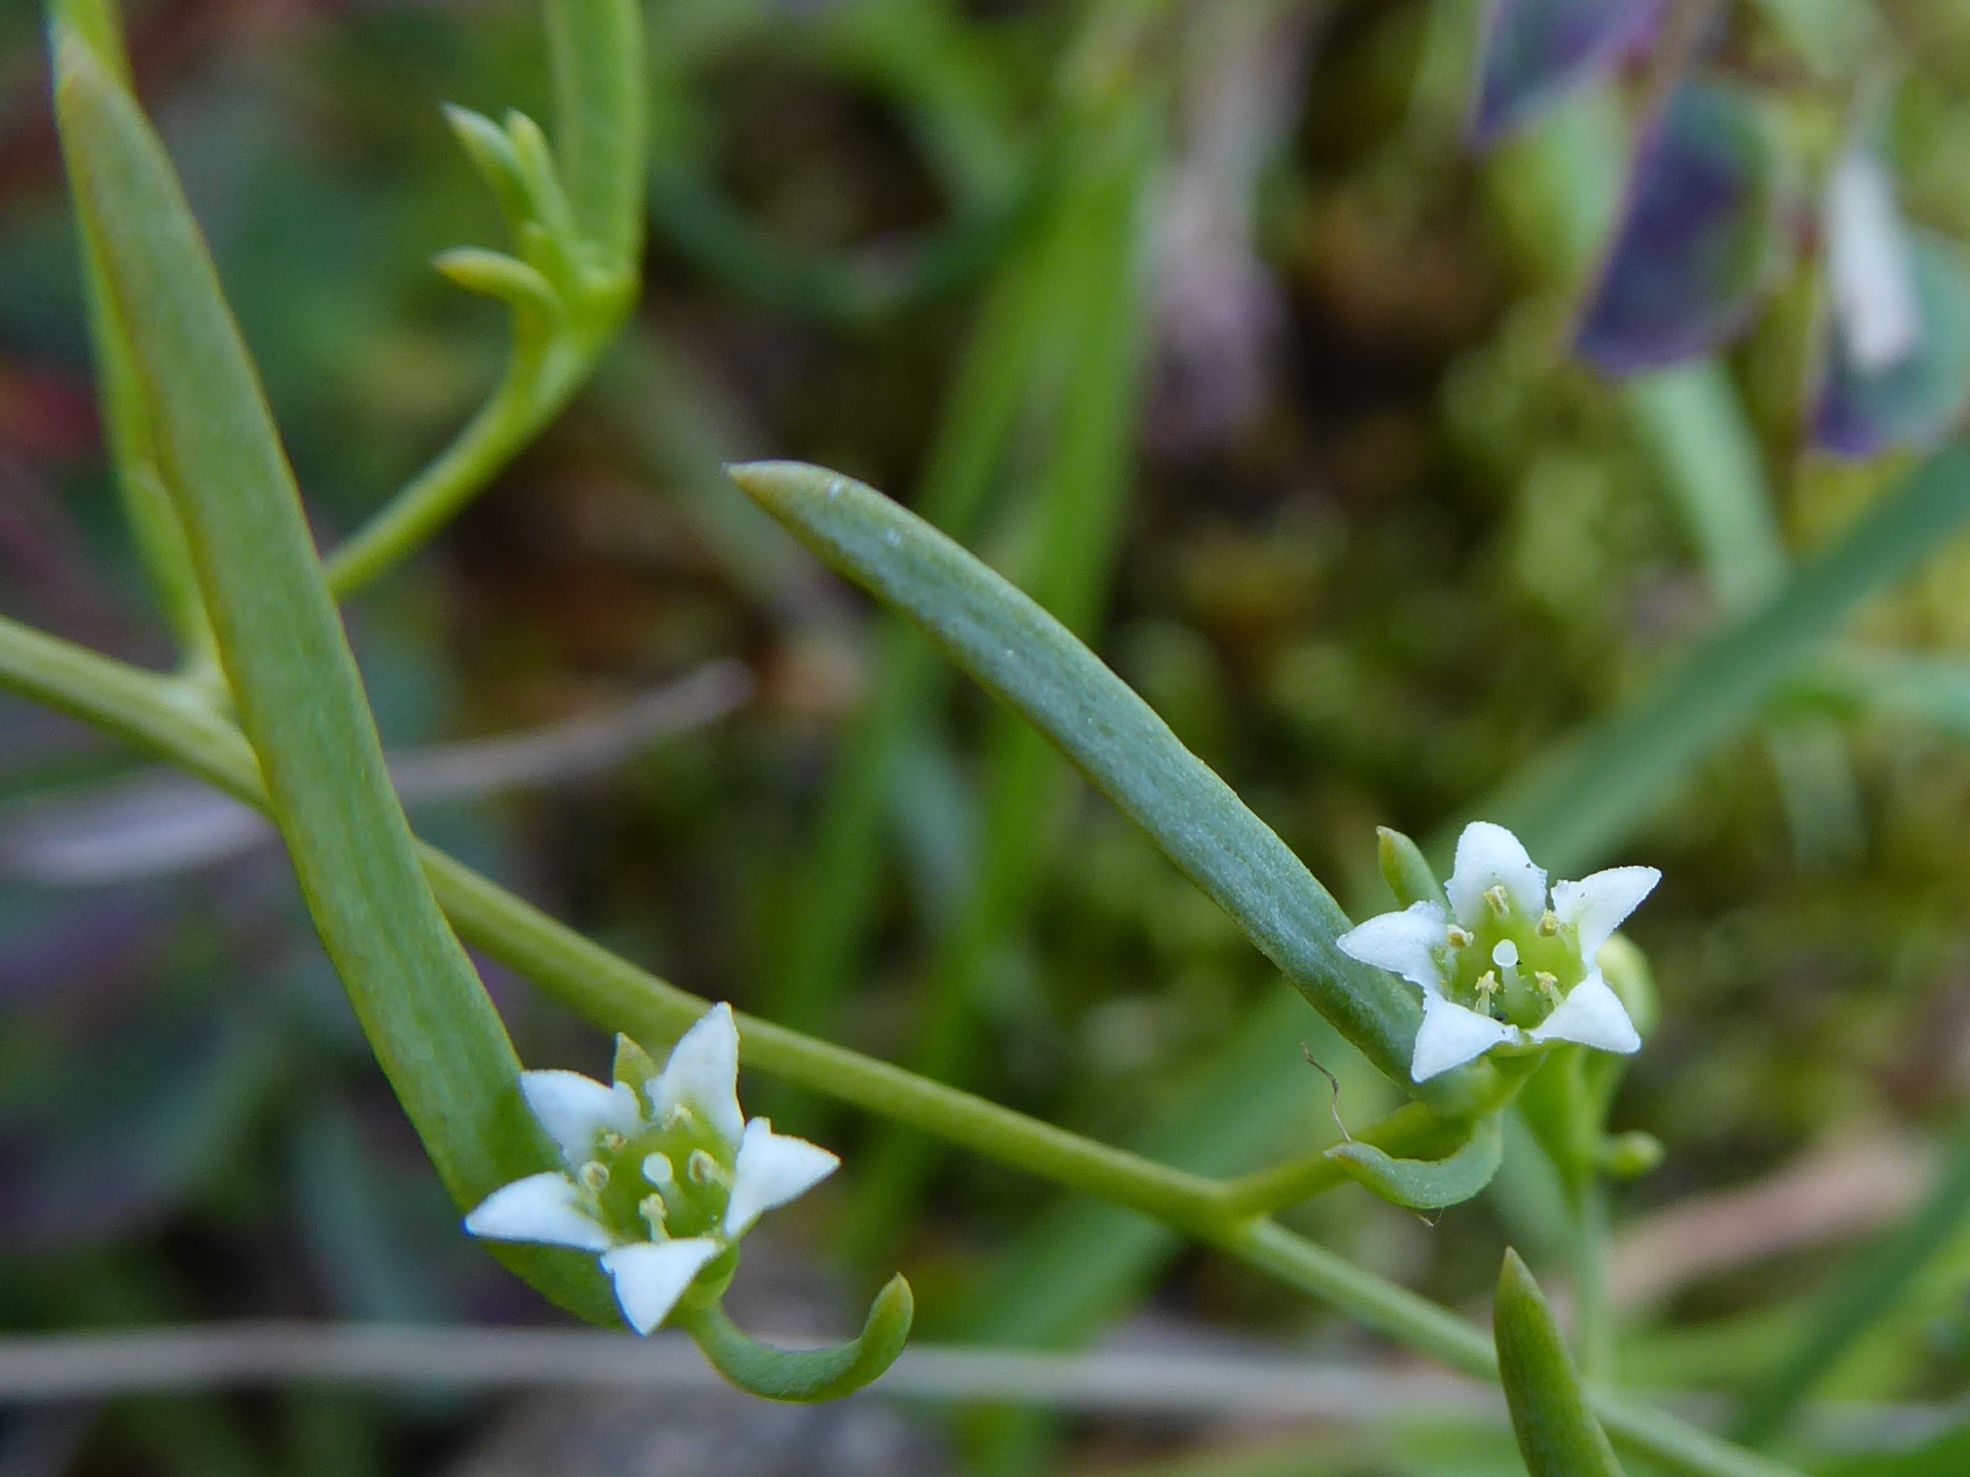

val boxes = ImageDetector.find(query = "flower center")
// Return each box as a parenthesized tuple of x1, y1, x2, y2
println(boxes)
(1441, 906, 1585, 1030)
(577, 1103, 733, 1243)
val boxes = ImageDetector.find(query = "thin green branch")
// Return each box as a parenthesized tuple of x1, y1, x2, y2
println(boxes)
(0, 611, 1806, 1477)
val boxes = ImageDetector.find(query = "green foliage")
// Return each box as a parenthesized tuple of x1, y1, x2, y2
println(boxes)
(1494, 1249, 1626, 1477)
(47, 15, 607, 1321)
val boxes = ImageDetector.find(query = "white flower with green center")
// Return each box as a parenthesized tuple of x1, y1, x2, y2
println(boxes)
(463, 1003, 838, 1334)
(1339, 822, 1658, 1082)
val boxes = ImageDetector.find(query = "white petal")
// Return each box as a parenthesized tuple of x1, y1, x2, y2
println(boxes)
(1551, 866, 1659, 959)
(724, 1118, 839, 1237)
(463, 1172, 612, 1252)
(1339, 901, 1449, 996)
(601, 1238, 721, 1335)
(1411, 998, 1518, 1083)
(520, 1070, 644, 1165)
(1338, 901, 1450, 993)
(1446, 821, 1547, 925)
(649, 1002, 744, 1146)
(1826, 148, 1921, 372)
(1529, 971, 1640, 1055)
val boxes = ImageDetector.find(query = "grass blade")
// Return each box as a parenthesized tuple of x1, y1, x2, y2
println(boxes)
(1733, 1126, 1970, 1443)
(49, 31, 607, 1320)
(840, 88, 1159, 1265)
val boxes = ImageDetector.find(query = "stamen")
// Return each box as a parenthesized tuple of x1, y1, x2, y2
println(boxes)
(601, 1131, 628, 1152)
(1537, 910, 1559, 937)
(578, 1161, 609, 1194)
(639, 1193, 668, 1235)
(1446, 925, 1473, 949)
(1534, 970, 1562, 1006)
(687, 1149, 724, 1186)
(1474, 970, 1501, 1008)
(1484, 884, 1511, 918)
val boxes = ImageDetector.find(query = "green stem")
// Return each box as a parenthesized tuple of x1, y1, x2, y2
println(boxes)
(0, 611, 1800, 1477)
(1572, 1178, 1615, 1383)
(323, 335, 601, 598)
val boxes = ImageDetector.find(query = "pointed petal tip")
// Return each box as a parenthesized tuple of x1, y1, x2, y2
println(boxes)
(602, 1238, 721, 1335)
(725, 1119, 841, 1237)
(519, 1069, 642, 1164)
(1337, 901, 1450, 992)
(463, 1171, 612, 1252)
(1447, 820, 1547, 923)
(1411, 999, 1518, 1082)
(1529, 973, 1641, 1055)
(1552, 864, 1661, 956)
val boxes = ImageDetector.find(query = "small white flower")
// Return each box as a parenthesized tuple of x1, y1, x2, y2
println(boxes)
(1339, 821, 1657, 1082)
(463, 1002, 838, 1334)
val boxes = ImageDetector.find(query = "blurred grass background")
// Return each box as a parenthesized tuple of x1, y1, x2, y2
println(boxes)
(5, 1, 1970, 1473)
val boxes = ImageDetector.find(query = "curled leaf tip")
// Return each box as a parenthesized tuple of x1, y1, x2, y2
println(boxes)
(1326, 1112, 1504, 1209)
(687, 1272, 914, 1403)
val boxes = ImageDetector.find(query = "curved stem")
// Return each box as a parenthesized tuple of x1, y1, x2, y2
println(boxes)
(324, 330, 604, 599)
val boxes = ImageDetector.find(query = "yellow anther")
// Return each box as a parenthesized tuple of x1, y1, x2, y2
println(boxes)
(639, 1193, 668, 1233)
(1534, 970, 1561, 1004)
(601, 1131, 628, 1152)
(1446, 925, 1473, 949)
(687, 1149, 724, 1187)
(1474, 970, 1500, 1000)
(1484, 884, 1511, 918)
(578, 1161, 610, 1193)
(1537, 910, 1559, 937)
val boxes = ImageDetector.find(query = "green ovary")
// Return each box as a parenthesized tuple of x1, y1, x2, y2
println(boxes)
(1439, 893, 1587, 1031)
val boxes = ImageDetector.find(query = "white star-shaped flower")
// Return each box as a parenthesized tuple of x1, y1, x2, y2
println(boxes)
(463, 1002, 839, 1334)
(1339, 822, 1657, 1082)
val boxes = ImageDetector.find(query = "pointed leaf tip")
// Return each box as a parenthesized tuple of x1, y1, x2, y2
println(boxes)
(1495, 1250, 1626, 1476)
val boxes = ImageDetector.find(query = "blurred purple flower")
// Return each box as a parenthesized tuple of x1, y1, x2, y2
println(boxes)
(1470, 0, 1664, 146)
(1816, 231, 1970, 457)
(1575, 82, 1780, 373)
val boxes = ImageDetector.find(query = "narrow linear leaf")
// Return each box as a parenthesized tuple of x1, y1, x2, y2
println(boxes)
(1329, 1113, 1504, 1211)
(545, 0, 645, 266)
(49, 34, 608, 1321)
(50, 1, 209, 654)
(729, 461, 1501, 1116)
(1495, 1249, 1627, 1477)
